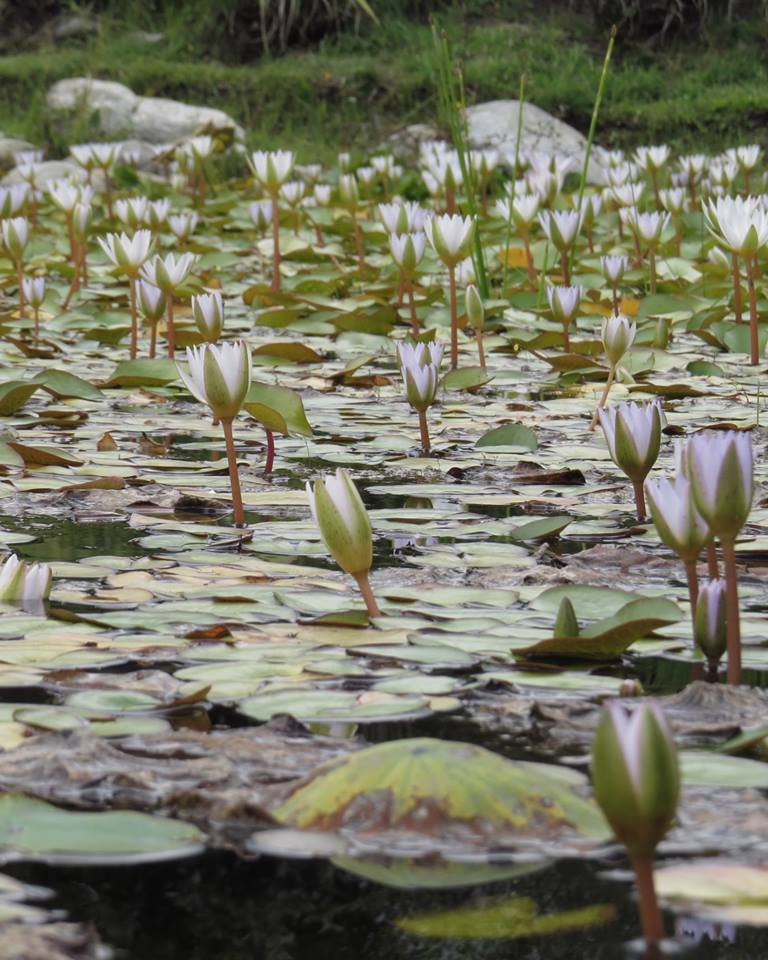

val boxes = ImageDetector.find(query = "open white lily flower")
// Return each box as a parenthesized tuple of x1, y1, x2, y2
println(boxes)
(0, 554, 52, 603)
(192, 291, 224, 342)
(141, 251, 197, 293)
(249, 150, 295, 190)
(98, 230, 153, 275)
(178, 341, 251, 422)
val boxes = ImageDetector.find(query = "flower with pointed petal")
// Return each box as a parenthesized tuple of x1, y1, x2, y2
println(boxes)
(178, 341, 251, 422)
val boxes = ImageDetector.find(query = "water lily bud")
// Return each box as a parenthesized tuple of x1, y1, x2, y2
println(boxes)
(249, 200, 272, 231)
(192, 291, 224, 342)
(654, 316, 670, 349)
(465, 284, 484, 331)
(553, 596, 579, 638)
(1, 216, 29, 261)
(424, 213, 475, 267)
(618, 679, 643, 697)
(695, 578, 727, 665)
(21, 275, 45, 309)
(178, 341, 251, 421)
(598, 400, 662, 485)
(0, 554, 51, 602)
(601, 314, 635, 366)
(687, 430, 753, 542)
(136, 280, 166, 323)
(645, 475, 710, 562)
(313, 184, 332, 207)
(72, 202, 92, 241)
(397, 341, 443, 412)
(338, 173, 359, 209)
(591, 702, 679, 859)
(306, 469, 373, 577)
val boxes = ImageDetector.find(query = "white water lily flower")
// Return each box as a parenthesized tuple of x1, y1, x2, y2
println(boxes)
(598, 400, 662, 483)
(634, 145, 671, 171)
(537, 209, 580, 248)
(147, 198, 170, 228)
(397, 341, 444, 411)
(192, 291, 224, 342)
(659, 188, 686, 214)
(0, 184, 29, 217)
(115, 197, 149, 228)
(601, 314, 635, 366)
(168, 211, 198, 240)
(695, 579, 727, 664)
(495, 192, 540, 227)
(686, 430, 753, 541)
(0, 554, 52, 603)
(48, 180, 90, 213)
(546, 284, 583, 322)
(279, 181, 305, 206)
(624, 209, 670, 247)
(645, 474, 709, 561)
(600, 255, 630, 284)
(136, 280, 166, 321)
(313, 185, 332, 206)
(250, 149, 295, 190)
(141, 252, 197, 293)
(704, 196, 768, 255)
(98, 230, 153, 274)
(21, 275, 45, 308)
(248, 200, 273, 230)
(608, 182, 645, 208)
(178, 341, 251, 422)
(389, 231, 426, 274)
(378, 201, 427, 234)
(1, 217, 28, 260)
(306, 469, 373, 577)
(424, 213, 475, 266)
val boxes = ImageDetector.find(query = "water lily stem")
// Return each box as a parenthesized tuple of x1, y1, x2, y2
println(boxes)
(418, 409, 431, 454)
(351, 211, 365, 272)
(16, 263, 24, 319)
(562, 319, 570, 354)
(448, 264, 458, 370)
(270, 191, 281, 293)
(264, 428, 275, 477)
(707, 541, 719, 579)
(721, 538, 742, 685)
(560, 247, 570, 286)
(648, 249, 657, 295)
(732, 253, 743, 324)
(746, 254, 759, 365)
(408, 283, 419, 337)
(128, 275, 138, 361)
(632, 479, 647, 523)
(630, 856, 664, 946)
(33, 306, 39, 342)
(221, 418, 245, 528)
(354, 571, 381, 618)
(476, 327, 486, 369)
(684, 558, 699, 627)
(590, 364, 615, 431)
(166, 296, 176, 360)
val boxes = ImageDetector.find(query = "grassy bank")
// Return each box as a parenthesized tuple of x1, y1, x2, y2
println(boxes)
(2, 4, 768, 158)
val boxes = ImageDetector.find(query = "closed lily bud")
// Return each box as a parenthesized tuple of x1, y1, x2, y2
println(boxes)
(338, 173, 359, 209)
(1, 217, 29, 261)
(98, 230, 153, 275)
(306, 469, 373, 577)
(465, 284, 484, 330)
(591, 702, 679, 859)
(72, 202, 92, 241)
(250, 150, 295, 191)
(177, 341, 251, 421)
(136, 280, 166, 323)
(424, 213, 475, 267)
(553, 596, 579, 638)
(397, 341, 443, 412)
(313, 184, 332, 207)
(389, 232, 425, 275)
(602, 314, 636, 367)
(645, 475, 710, 562)
(598, 400, 662, 485)
(695, 579, 727, 665)
(21, 276, 45, 308)
(192, 291, 224, 342)
(687, 430, 753, 541)
(0, 554, 52, 603)
(546, 284, 582, 323)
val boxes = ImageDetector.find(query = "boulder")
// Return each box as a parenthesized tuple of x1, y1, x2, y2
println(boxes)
(465, 100, 604, 183)
(2, 159, 83, 187)
(46, 77, 244, 145)
(0, 138, 36, 170)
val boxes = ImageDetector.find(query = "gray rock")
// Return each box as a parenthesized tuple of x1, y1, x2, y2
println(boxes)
(465, 100, 603, 183)
(385, 122, 440, 161)
(47, 78, 138, 138)
(0, 138, 36, 170)
(51, 13, 99, 41)
(131, 96, 244, 144)
(46, 77, 244, 146)
(2, 159, 83, 187)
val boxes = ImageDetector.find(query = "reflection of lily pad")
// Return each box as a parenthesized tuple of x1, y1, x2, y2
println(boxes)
(274, 738, 609, 847)
(396, 895, 616, 939)
(334, 855, 544, 890)
(0, 794, 203, 865)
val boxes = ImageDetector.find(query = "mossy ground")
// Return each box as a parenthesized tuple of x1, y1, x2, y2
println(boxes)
(1, 3, 767, 158)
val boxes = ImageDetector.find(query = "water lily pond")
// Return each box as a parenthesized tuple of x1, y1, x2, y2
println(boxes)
(0, 136, 767, 959)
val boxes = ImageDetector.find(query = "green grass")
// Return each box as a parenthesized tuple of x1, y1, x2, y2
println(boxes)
(2, 5, 768, 160)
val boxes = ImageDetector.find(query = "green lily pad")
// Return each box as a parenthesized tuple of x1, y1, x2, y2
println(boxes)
(0, 381, 39, 415)
(243, 382, 313, 436)
(476, 423, 538, 451)
(103, 359, 179, 388)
